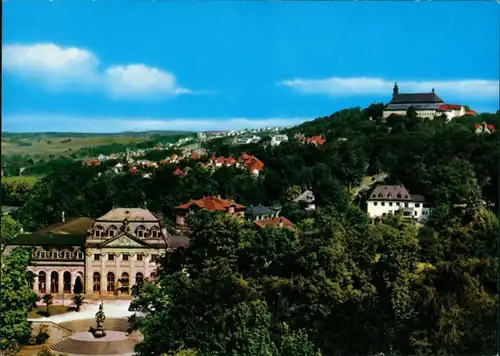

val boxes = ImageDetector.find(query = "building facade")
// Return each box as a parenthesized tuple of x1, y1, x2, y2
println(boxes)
(4, 208, 188, 296)
(367, 185, 432, 221)
(382, 83, 474, 121)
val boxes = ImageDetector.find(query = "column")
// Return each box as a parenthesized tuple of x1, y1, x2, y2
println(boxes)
(58, 270, 64, 295)
(70, 272, 75, 294)
(101, 252, 106, 296)
(115, 252, 120, 296)
(33, 273, 39, 293)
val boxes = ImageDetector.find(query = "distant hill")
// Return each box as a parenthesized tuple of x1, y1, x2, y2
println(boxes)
(1, 131, 195, 158)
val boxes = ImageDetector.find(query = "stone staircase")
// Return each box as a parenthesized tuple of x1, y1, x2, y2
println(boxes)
(50, 335, 138, 355)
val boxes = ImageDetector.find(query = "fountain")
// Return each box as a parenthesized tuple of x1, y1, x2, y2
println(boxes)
(92, 302, 107, 338)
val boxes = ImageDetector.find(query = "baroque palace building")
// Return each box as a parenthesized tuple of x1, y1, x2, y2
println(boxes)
(3, 208, 188, 296)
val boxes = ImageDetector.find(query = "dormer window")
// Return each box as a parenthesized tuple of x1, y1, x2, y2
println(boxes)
(64, 251, 71, 259)
(135, 226, 146, 238)
(404, 194, 409, 199)
(387, 194, 392, 199)
(94, 225, 105, 238)
(107, 225, 118, 237)
(397, 193, 402, 199)
(150, 228, 159, 238)
(51, 250, 58, 259)
(378, 193, 383, 198)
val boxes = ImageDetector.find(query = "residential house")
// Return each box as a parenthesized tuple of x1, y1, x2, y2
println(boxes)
(306, 135, 326, 145)
(174, 196, 246, 232)
(475, 122, 495, 135)
(245, 205, 276, 220)
(293, 189, 316, 211)
(254, 216, 295, 230)
(367, 185, 432, 221)
(270, 134, 289, 146)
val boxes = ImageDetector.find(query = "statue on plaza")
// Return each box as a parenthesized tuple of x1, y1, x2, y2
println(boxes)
(92, 302, 107, 338)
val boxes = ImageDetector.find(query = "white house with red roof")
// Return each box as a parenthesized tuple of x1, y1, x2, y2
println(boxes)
(367, 185, 432, 221)
(475, 122, 495, 134)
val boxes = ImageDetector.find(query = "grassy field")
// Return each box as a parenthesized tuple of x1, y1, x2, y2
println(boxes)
(28, 305, 70, 319)
(1, 136, 146, 157)
(2, 175, 39, 186)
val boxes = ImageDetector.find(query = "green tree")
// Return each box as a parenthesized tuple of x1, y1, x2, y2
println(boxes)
(0, 215, 23, 244)
(0, 247, 37, 354)
(42, 294, 53, 316)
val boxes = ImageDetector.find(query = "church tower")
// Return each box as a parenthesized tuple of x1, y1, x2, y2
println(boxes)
(393, 82, 399, 96)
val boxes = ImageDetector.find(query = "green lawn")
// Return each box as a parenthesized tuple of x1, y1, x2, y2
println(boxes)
(28, 305, 70, 319)
(2, 175, 39, 186)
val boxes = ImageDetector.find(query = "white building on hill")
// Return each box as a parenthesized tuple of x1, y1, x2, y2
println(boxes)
(367, 185, 432, 221)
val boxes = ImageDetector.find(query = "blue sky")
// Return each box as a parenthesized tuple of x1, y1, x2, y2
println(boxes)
(2, 0, 499, 133)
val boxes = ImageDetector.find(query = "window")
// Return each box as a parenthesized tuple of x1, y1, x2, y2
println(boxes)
(122, 254, 129, 261)
(135, 226, 146, 238)
(108, 254, 115, 261)
(381, 202, 385, 206)
(135, 272, 144, 285)
(77, 252, 84, 259)
(94, 254, 101, 261)
(150, 228, 159, 238)
(93, 272, 101, 293)
(415, 203, 420, 208)
(108, 226, 118, 237)
(107, 272, 115, 292)
(414, 211, 417, 216)
(373, 202, 378, 206)
(64, 251, 71, 259)
(389, 202, 393, 206)
(151, 254, 158, 263)
(40, 251, 47, 259)
(137, 254, 143, 261)
(51, 250, 58, 259)
(396, 202, 400, 206)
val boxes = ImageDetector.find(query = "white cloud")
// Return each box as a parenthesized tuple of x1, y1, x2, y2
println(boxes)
(3, 114, 308, 133)
(279, 77, 499, 99)
(2, 43, 99, 87)
(104, 64, 192, 98)
(2, 43, 194, 98)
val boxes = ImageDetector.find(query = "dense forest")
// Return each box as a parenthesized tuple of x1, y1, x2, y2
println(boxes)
(2, 106, 499, 355)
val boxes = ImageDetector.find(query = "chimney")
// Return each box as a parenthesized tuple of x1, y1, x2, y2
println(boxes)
(61, 211, 65, 223)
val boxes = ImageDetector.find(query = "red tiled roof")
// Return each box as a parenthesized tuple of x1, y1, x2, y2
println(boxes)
(209, 154, 216, 161)
(225, 156, 237, 165)
(306, 136, 326, 145)
(247, 160, 264, 172)
(173, 168, 185, 176)
(466, 110, 477, 116)
(175, 196, 246, 211)
(215, 157, 226, 164)
(475, 122, 495, 131)
(255, 216, 294, 229)
(439, 104, 462, 111)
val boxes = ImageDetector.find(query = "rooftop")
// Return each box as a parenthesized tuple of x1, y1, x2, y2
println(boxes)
(96, 208, 159, 222)
(390, 92, 444, 104)
(175, 196, 246, 212)
(255, 216, 294, 229)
